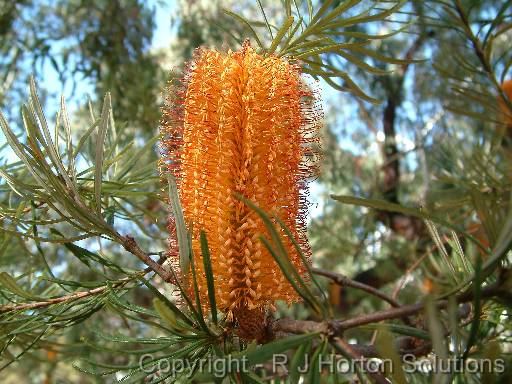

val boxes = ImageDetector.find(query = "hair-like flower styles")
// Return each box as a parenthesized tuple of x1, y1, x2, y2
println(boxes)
(160, 42, 322, 340)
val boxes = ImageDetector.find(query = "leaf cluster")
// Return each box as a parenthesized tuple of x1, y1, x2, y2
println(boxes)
(225, 0, 417, 103)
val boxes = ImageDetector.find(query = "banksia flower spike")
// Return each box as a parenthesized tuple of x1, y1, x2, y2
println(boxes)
(498, 80, 512, 145)
(160, 42, 322, 341)
(500, 80, 512, 126)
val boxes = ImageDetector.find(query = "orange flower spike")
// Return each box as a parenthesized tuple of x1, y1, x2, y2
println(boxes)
(498, 80, 512, 145)
(160, 43, 321, 340)
(499, 79, 512, 126)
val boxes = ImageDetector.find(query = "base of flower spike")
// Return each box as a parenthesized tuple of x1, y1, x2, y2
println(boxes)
(233, 306, 269, 342)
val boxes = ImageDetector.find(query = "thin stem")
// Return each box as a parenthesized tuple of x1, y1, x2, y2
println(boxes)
(0, 262, 163, 314)
(0, 284, 119, 314)
(332, 338, 389, 384)
(116, 234, 172, 282)
(313, 267, 402, 308)
(453, 0, 510, 110)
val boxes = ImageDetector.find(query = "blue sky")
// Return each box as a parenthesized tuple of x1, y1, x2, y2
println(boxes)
(39, 0, 178, 116)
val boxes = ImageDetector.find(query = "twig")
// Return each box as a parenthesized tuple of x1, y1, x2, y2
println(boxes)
(272, 318, 329, 335)
(0, 284, 117, 314)
(333, 338, 389, 384)
(331, 302, 424, 333)
(392, 252, 429, 299)
(117, 234, 172, 282)
(313, 268, 402, 308)
(453, 0, 507, 105)
(0, 261, 165, 314)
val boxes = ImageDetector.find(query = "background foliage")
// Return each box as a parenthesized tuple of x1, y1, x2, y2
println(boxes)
(0, 0, 511, 383)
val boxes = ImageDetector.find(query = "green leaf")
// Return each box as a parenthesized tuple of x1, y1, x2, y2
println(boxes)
(482, 211, 512, 277)
(187, 231, 210, 333)
(375, 327, 407, 384)
(424, 219, 458, 282)
(167, 174, 190, 279)
(308, 339, 327, 384)
(293, 42, 359, 59)
(445, 105, 504, 124)
(72, 120, 99, 158)
(273, 215, 329, 311)
(29, 77, 75, 192)
(94, 93, 111, 214)
(0, 109, 47, 187)
(349, 43, 419, 66)
(425, 296, 449, 384)
(449, 231, 473, 275)
(223, 9, 264, 48)
(326, 1, 405, 30)
(30, 201, 55, 278)
(234, 333, 318, 367)
(153, 298, 185, 333)
(328, 24, 410, 40)
(116, 135, 159, 180)
(269, 16, 294, 53)
(0, 272, 43, 300)
(331, 195, 487, 251)
(50, 228, 124, 273)
(335, 50, 391, 75)
(164, 258, 208, 330)
(137, 276, 195, 327)
(59, 95, 75, 183)
(462, 256, 483, 361)
(200, 231, 218, 324)
(316, 71, 381, 104)
(289, 342, 310, 384)
(309, 0, 335, 26)
(256, 0, 273, 40)
(358, 323, 430, 340)
(239, 371, 266, 384)
(316, 0, 363, 28)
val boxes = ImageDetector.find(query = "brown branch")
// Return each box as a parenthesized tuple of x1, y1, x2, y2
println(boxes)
(313, 267, 402, 308)
(348, 306, 472, 359)
(0, 284, 116, 314)
(117, 234, 172, 282)
(355, 97, 384, 155)
(332, 281, 500, 333)
(379, 32, 428, 210)
(331, 302, 426, 333)
(350, 35, 431, 292)
(271, 279, 504, 338)
(272, 318, 329, 335)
